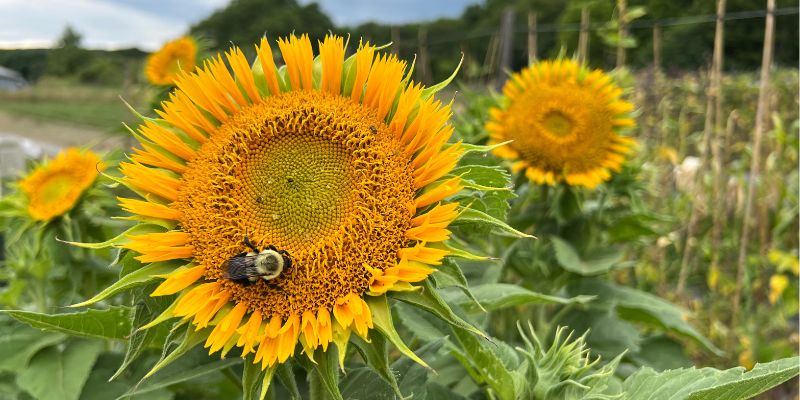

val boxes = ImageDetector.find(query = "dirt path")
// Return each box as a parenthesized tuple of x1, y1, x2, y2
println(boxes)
(0, 111, 131, 152)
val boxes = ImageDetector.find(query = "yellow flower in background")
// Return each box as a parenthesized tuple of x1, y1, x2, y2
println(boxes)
(768, 274, 789, 304)
(145, 36, 198, 86)
(486, 59, 636, 189)
(19, 148, 102, 221)
(118, 34, 464, 369)
(768, 249, 799, 276)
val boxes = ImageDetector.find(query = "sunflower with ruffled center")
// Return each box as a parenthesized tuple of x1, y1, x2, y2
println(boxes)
(145, 36, 198, 86)
(18, 148, 102, 221)
(486, 59, 636, 189)
(95, 33, 493, 374)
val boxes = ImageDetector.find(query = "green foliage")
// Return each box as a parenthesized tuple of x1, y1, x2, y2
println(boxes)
(622, 357, 800, 400)
(190, 0, 333, 52)
(4, 307, 133, 340)
(17, 339, 104, 400)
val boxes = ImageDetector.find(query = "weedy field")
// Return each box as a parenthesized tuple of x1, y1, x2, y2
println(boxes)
(0, 7, 797, 400)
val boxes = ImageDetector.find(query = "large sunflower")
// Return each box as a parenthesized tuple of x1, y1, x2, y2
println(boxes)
(19, 148, 102, 221)
(118, 34, 465, 369)
(486, 59, 636, 189)
(145, 36, 198, 86)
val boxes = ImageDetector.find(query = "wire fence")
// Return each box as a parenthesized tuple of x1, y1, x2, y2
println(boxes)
(421, 7, 798, 46)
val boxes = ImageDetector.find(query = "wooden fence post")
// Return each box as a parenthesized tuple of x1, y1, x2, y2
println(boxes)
(616, 0, 627, 68)
(391, 26, 400, 55)
(496, 8, 515, 90)
(528, 11, 537, 63)
(652, 23, 662, 71)
(733, 0, 776, 328)
(677, 0, 726, 296)
(578, 7, 590, 63)
(417, 26, 431, 84)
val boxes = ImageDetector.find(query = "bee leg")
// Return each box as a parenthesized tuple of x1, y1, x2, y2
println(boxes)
(264, 280, 281, 290)
(244, 235, 260, 253)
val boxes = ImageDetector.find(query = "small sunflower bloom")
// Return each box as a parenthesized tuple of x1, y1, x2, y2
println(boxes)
(19, 148, 102, 221)
(486, 59, 637, 189)
(145, 36, 198, 86)
(113, 34, 469, 371)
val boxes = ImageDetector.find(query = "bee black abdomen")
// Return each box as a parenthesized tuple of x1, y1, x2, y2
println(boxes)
(223, 257, 254, 281)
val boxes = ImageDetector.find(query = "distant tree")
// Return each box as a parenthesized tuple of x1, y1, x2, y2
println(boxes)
(190, 0, 334, 54)
(46, 25, 91, 77)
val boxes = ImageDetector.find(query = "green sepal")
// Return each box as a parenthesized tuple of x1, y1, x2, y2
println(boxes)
(452, 206, 534, 238)
(420, 54, 463, 100)
(451, 140, 512, 156)
(390, 279, 487, 340)
(69, 261, 182, 308)
(242, 354, 277, 400)
(309, 347, 345, 400)
(364, 295, 431, 369)
(59, 223, 164, 249)
(140, 322, 207, 380)
(430, 240, 489, 260)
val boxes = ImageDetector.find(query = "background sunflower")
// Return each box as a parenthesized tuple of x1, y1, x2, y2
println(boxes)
(487, 59, 636, 189)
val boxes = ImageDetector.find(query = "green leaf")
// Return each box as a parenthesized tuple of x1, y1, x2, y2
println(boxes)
(78, 353, 175, 400)
(121, 347, 239, 399)
(391, 280, 487, 339)
(350, 333, 403, 398)
(365, 295, 430, 369)
(451, 207, 533, 238)
(3, 307, 133, 340)
(310, 347, 344, 400)
(392, 339, 447, 398)
(551, 237, 625, 276)
(395, 303, 448, 342)
(16, 340, 103, 400)
(71, 262, 179, 308)
(623, 356, 800, 400)
(444, 283, 594, 312)
(340, 368, 395, 400)
(567, 279, 722, 355)
(0, 325, 66, 372)
(451, 328, 520, 400)
(111, 291, 175, 381)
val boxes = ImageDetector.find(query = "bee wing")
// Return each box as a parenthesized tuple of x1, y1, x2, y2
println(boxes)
(223, 256, 257, 280)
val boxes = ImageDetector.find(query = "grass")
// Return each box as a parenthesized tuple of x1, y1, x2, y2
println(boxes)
(0, 77, 149, 132)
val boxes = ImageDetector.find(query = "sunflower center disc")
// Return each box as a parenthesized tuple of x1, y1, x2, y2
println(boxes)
(542, 110, 574, 138)
(175, 91, 415, 318)
(242, 135, 353, 245)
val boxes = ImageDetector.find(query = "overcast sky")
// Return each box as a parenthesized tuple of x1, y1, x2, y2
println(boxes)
(0, 0, 481, 51)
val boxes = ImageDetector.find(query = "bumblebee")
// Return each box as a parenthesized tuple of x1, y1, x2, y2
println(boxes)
(222, 236, 292, 286)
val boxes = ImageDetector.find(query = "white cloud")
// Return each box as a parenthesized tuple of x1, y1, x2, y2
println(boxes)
(0, 0, 222, 50)
(0, 0, 481, 50)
